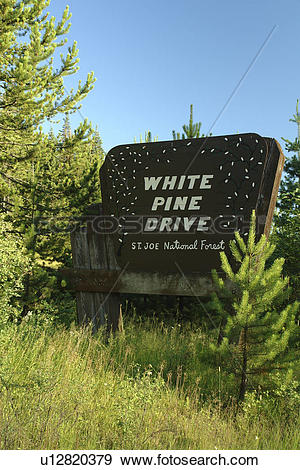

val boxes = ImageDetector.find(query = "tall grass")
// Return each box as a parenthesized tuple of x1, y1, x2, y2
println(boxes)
(0, 318, 299, 449)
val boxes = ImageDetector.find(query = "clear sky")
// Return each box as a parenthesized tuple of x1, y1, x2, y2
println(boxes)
(45, 0, 300, 154)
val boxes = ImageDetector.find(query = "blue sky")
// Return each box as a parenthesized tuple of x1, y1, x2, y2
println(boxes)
(45, 0, 300, 154)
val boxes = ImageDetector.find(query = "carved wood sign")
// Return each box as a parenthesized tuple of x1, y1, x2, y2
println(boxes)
(99, 133, 284, 275)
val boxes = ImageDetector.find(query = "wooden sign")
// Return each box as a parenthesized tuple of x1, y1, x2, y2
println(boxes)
(62, 133, 284, 333)
(100, 133, 284, 274)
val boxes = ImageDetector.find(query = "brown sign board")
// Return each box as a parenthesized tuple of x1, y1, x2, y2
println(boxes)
(99, 134, 284, 276)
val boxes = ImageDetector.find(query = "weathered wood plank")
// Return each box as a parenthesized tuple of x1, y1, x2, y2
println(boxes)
(70, 203, 121, 333)
(262, 139, 285, 238)
(61, 268, 225, 297)
(71, 227, 95, 327)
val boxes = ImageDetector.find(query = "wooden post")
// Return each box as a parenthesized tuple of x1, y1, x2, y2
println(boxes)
(70, 203, 121, 334)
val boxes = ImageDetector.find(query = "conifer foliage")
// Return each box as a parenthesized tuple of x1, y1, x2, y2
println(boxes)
(0, 0, 95, 166)
(0, 215, 29, 323)
(0, 1, 103, 318)
(172, 104, 203, 140)
(273, 101, 300, 289)
(211, 211, 299, 402)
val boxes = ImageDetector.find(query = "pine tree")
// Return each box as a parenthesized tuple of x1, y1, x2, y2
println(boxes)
(134, 130, 158, 143)
(0, 1, 102, 317)
(0, 0, 95, 190)
(60, 113, 72, 142)
(273, 101, 300, 295)
(0, 215, 29, 324)
(211, 211, 299, 402)
(172, 104, 204, 140)
(7, 125, 102, 315)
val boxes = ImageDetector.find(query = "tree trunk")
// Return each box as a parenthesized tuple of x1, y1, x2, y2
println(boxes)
(238, 326, 248, 402)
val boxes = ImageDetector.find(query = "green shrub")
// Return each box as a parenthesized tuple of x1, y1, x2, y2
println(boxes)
(0, 216, 29, 324)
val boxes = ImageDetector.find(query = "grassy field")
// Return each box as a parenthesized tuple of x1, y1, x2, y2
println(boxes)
(0, 317, 299, 450)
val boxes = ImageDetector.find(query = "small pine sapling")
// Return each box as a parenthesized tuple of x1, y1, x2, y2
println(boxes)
(211, 211, 299, 402)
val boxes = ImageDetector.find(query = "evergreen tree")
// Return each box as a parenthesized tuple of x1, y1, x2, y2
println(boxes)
(172, 104, 204, 140)
(273, 101, 300, 295)
(134, 130, 158, 143)
(0, 215, 29, 324)
(91, 126, 105, 160)
(0, 0, 95, 193)
(59, 113, 72, 142)
(0, 1, 103, 319)
(211, 211, 299, 402)
(6, 124, 103, 315)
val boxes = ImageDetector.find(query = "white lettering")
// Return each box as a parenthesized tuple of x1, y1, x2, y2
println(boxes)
(164, 196, 173, 211)
(197, 217, 210, 231)
(159, 217, 173, 231)
(183, 217, 197, 231)
(144, 218, 159, 231)
(151, 197, 165, 211)
(144, 176, 162, 190)
(187, 175, 200, 189)
(188, 196, 202, 210)
(173, 217, 181, 231)
(200, 174, 214, 189)
(177, 175, 186, 190)
(162, 175, 177, 190)
(173, 196, 188, 210)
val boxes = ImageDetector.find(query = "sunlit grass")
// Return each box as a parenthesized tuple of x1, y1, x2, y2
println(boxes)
(0, 319, 298, 449)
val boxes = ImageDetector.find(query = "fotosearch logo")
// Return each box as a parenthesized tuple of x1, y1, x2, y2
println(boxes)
(43, 214, 267, 236)
(88, 214, 264, 236)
